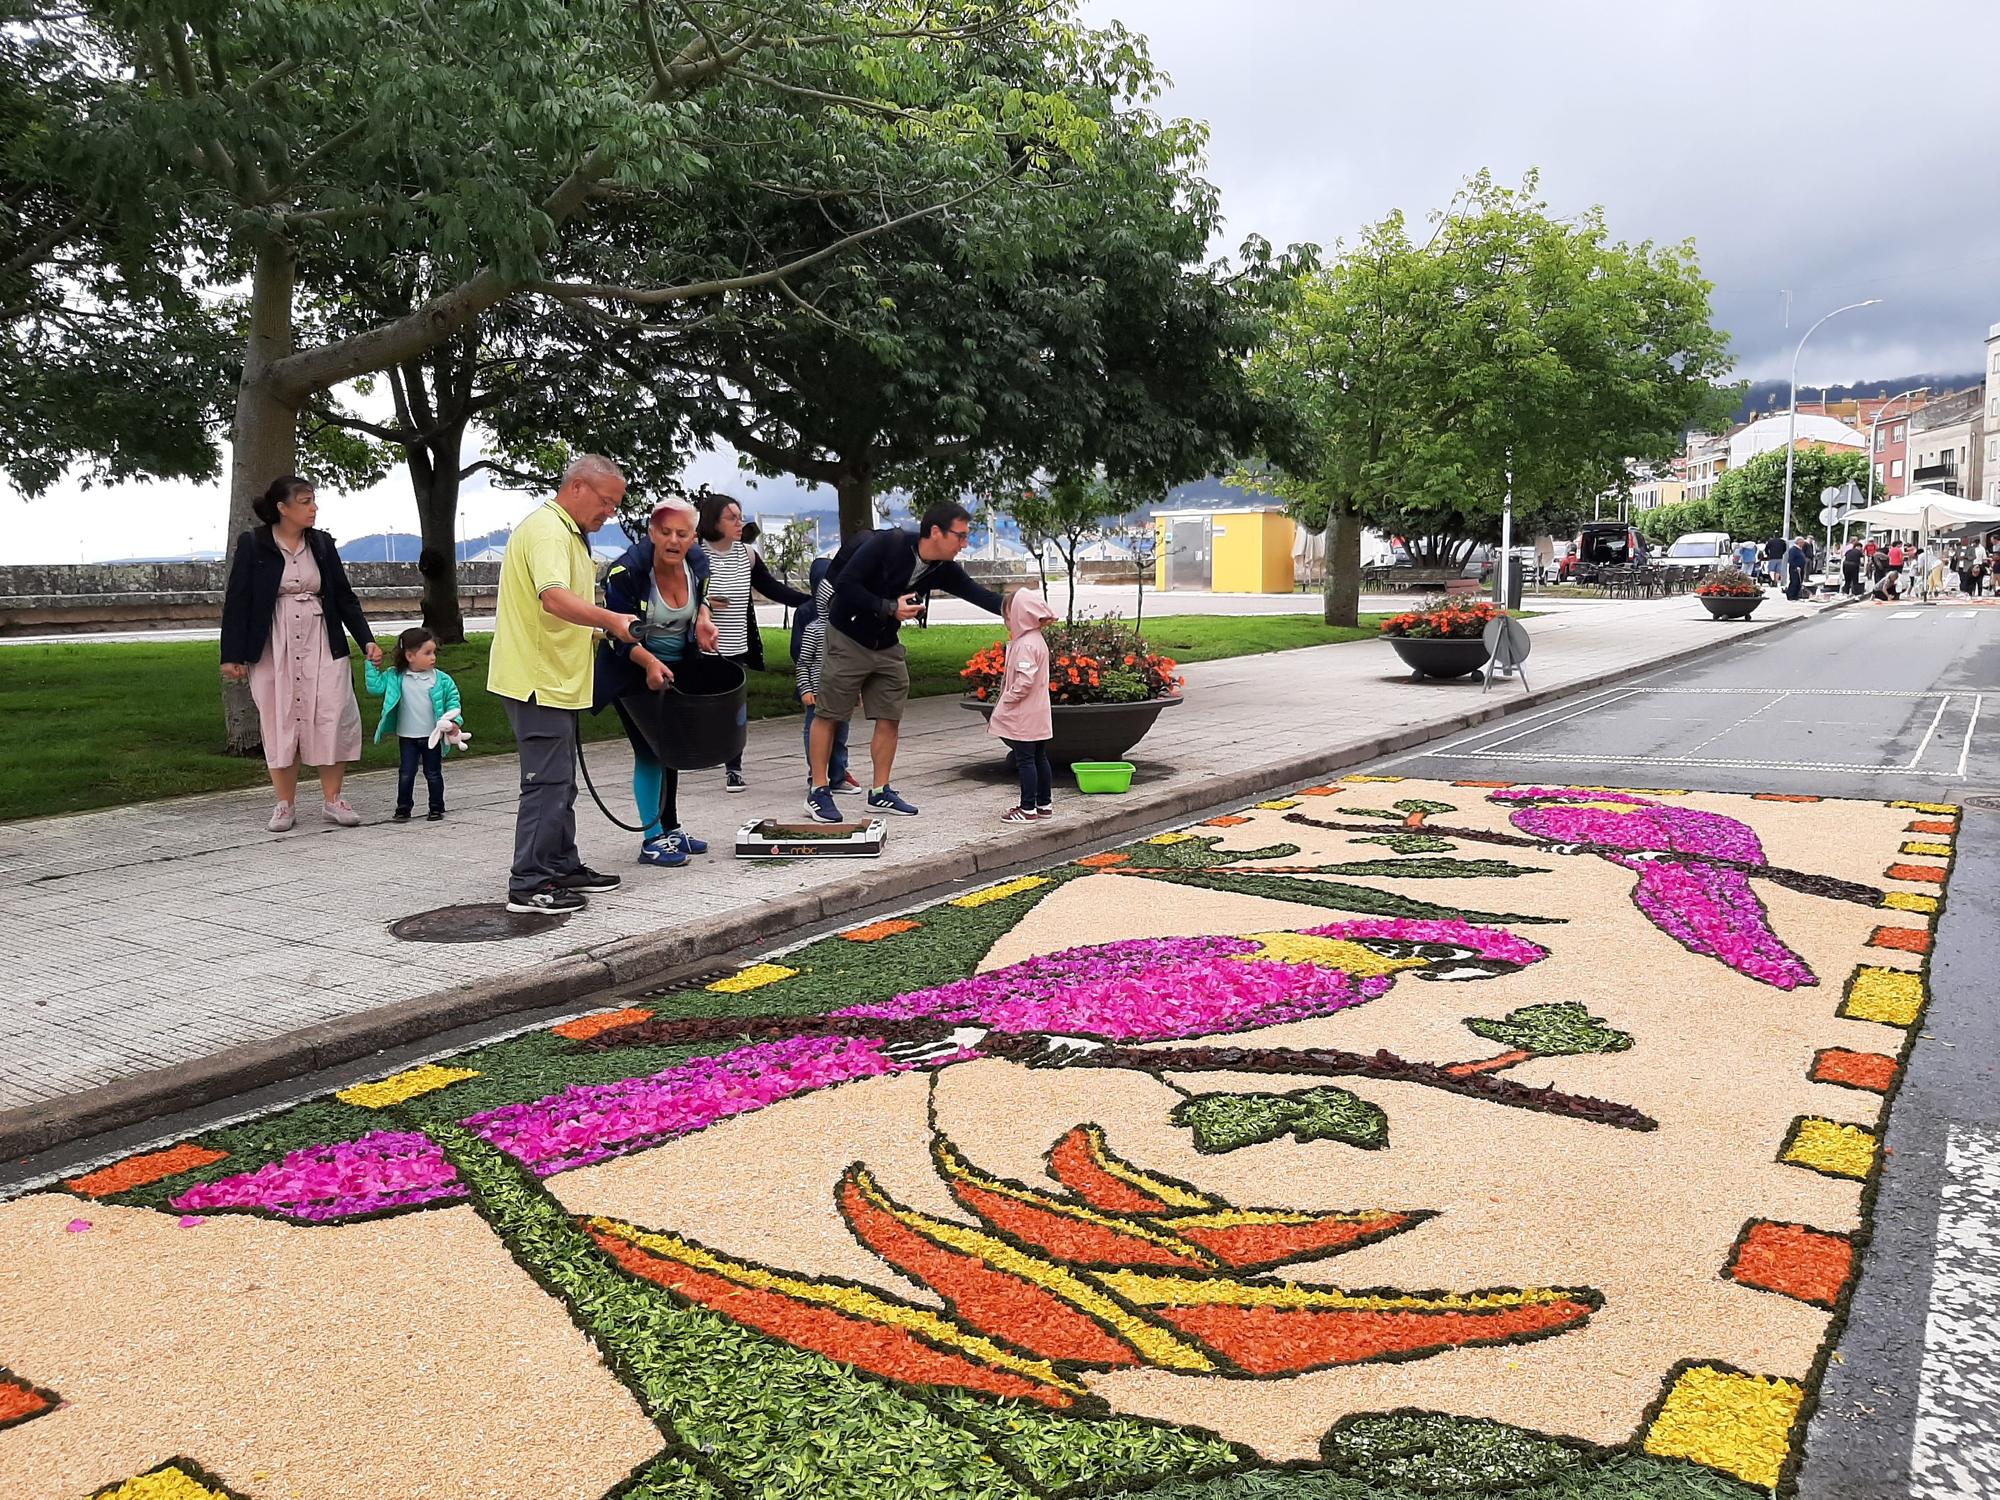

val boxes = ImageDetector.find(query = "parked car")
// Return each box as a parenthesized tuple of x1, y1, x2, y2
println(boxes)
(1658, 531, 1735, 574)
(1570, 523, 1646, 584)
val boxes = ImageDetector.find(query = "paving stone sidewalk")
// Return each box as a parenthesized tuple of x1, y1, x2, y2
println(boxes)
(0, 593, 1838, 1148)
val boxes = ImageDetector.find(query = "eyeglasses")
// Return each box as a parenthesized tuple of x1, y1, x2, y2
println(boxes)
(947, 528, 970, 541)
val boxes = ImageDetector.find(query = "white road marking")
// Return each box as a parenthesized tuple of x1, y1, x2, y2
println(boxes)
(1910, 1125, 2000, 1500)
(1445, 689, 1643, 753)
(1892, 610, 1921, 618)
(1959, 696, 1985, 779)
(1908, 696, 1954, 770)
(1421, 749, 1967, 775)
(1954, 611, 1976, 619)
(1673, 691, 1789, 759)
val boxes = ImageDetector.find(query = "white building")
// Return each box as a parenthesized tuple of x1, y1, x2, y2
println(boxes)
(1726, 413, 1868, 468)
(1986, 321, 2000, 504)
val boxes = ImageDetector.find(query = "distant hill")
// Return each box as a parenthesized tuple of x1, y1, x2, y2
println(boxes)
(1732, 372, 1982, 423)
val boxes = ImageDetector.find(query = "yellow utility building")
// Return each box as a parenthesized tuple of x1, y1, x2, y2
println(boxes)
(1154, 508, 1296, 593)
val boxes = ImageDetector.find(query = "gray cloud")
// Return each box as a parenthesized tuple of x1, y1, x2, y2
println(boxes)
(1087, 0, 2000, 381)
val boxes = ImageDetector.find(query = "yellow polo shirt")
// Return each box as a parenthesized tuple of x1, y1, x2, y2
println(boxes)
(487, 501, 598, 709)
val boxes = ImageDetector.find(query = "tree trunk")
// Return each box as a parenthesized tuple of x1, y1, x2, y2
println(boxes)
(1322, 507, 1362, 627)
(221, 236, 301, 756)
(835, 465, 874, 539)
(411, 423, 469, 643)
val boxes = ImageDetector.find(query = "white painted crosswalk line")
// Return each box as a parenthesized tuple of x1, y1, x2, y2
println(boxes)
(1953, 611, 1975, 619)
(1892, 611, 1920, 619)
(1910, 1124, 2000, 1499)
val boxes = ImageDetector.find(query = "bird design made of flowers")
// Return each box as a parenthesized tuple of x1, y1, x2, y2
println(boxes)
(1488, 787, 1816, 990)
(173, 919, 1548, 1223)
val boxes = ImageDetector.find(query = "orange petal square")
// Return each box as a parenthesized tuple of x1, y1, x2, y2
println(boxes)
(1452, 779, 1516, 788)
(1905, 819, 1956, 835)
(1810, 1048, 1898, 1094)
(1074, 853, 1132, 869)
(1201, 816, 1250, 827)
(0, 1370, 57, 1430)
(65, 1143, 228, 1198)
(841, 918, 921, 942)
(1884, 863, 1946, 884)
(1296, 785, 1338, 796)
(1866, 925, 1930, 954)
(1726, 1220, 1854, 1308)
(550, 1007, 654, 1041)
(1753, 793, 1821, 802)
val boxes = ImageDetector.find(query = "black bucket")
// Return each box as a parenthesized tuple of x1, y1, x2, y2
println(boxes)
(617, 655, 749, 770)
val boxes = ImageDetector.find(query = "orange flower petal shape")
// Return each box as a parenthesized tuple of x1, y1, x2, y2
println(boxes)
(1157, 1207, 1433, 1273)
(1866, 925, 1930, 954)
(0, 1369, 57, 1430)
(65, 1143, 227, 1198)
(841, 918, 921, 942)
(1884, 863, 1947, 884)
(550, 1007, 653, 1042)
(1044, 1125, 1220, 1214)
(1725, 1220, 1854, 1310)
(1906, 819, 1956, 835)
(933, 1138, 1218, 1270)
(584, 1218, 1087, 1408)
(1810, 1048, 1898, 1094)
(1093, 1271, 1601, 1376)
(838, 1166, 1214, 1372)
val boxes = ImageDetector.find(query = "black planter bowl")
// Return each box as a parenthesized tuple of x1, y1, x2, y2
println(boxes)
(1387, 635, 1492, 680)
(1698, 594, 1762, 620)
(962, 695, 1183, 766)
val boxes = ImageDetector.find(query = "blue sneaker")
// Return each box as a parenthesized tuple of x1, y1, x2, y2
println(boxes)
(659, 827, 707, 856)
(867, 784, 919, 817)
(637, 837, 688, 868)
(804, 785, 841, 824)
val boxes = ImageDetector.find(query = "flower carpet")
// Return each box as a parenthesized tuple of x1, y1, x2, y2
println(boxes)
(0, 779, 1955, 1499)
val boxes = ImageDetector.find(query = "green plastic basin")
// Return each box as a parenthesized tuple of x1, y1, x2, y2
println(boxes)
(1071, 761, 1135, 794)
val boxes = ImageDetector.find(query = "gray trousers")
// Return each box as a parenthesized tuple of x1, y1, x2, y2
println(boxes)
(503, 696, 582, 895)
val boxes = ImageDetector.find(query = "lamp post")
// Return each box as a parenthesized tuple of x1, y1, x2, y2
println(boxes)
(1783, 299, 1880, 541)
(1865, 385, 1927, 509)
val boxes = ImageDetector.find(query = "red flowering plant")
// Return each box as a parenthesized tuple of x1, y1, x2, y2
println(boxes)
(1695, 565, 1761, 598)
(960, 614, 1185, 705)
(1377, 596, 1504, 640)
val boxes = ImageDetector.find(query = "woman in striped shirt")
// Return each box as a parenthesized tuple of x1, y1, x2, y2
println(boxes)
(696, 492, 809, 791)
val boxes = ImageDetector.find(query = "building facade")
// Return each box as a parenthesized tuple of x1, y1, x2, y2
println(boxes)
(1987, 322, 2000, 504)
(1630, 474, 1687, 511)
(1685, 431, 1731, 503)
(1906, 386, 1983, 499)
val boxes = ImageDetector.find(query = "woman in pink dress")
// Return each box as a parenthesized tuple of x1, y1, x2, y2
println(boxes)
(220, 477, 381, 830)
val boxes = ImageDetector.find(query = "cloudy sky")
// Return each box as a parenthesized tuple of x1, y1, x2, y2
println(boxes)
(7, 0, 1997, 562)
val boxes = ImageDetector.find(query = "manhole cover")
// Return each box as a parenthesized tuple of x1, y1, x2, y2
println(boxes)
(389, 902, 571, 943)
(1961, 792, 2000, 813)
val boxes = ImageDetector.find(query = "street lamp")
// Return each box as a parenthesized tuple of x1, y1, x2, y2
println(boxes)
(1865, 385, 1927, 507)
(1783, 299, 1880, 541)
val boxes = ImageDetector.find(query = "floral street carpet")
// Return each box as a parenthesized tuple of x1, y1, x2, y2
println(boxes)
(0, 778, 1956, 1500)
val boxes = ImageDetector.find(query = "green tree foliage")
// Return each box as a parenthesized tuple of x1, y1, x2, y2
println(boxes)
(1634, 495, 1723, 548)
(1243, 172, 1735, 625)
(1706, 445, 1875, 545)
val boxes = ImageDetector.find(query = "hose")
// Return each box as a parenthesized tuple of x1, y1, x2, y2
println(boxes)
(572, 716, 657, 834)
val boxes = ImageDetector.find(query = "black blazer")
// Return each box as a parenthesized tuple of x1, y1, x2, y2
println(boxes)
(220, 525, 375, 665)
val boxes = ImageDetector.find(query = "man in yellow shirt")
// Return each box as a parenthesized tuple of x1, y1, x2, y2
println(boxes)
(489, 455, 639, 914)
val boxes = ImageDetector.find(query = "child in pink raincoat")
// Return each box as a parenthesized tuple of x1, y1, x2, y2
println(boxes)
(989, 588, 1057, 823)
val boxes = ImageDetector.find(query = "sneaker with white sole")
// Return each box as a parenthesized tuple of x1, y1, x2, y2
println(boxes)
(556, 865, 622, 893)
(867, 785, 919, 817)
(725, 769, 748, 793)
(268, 800, 295, 832)
(804, 785, 841, 823)
(1001, 807, 1037, 824)
(832, 774, 864, 794)
(637, 838, 688, 868)
(1036, 805, 1053, 819)
(323, 798, 361, 827)
(658, 827, 707, 855)
(507, 882, 586, 915)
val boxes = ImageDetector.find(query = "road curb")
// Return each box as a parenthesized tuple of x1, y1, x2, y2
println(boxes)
(0, 600, 1847, 1160)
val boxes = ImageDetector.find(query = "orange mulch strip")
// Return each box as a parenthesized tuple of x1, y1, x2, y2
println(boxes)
(65, 1143, 228, 1198)
(1074, 853, 1132, 869)
(1906, 819, 1956, 835)
(1726, 1221, 1854, 1309)
(550, 1007, 654, 1042)
(1200, 816, 1250, 827)
(1451, 780, 1516, 788)
(0, 1372, 56, 1428)
(1296, 786, 1338, 796)
(1810, 1049, 1898, 1094)
(1883, 863, 1947, 884)
(841, 918, 921, 942)
(1866, 926, 1931, 954)
(1752, 793, 1822, 803)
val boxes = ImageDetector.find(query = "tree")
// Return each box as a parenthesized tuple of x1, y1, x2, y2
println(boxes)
(43, 0, 1098, 748)
(1244, 172, 1735, 625)
(1103, 512, 1161, 632)
(1018, 473, 1114, 624)
(1708, 446, 1874, 545)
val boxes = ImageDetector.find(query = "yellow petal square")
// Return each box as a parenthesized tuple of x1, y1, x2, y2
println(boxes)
(92, 1461, 237, 1499)
(1253, 799, 1301, 810)
(335, 1064, 480, 1110)
(706, 962, 799, 993)
(1340, 774, 1404, 783)
(1890, 800, 1958, 814)
(949, 875, 1049, 908)
(1898, 840, 1951, 857)
(1643, 1364, 1804, 1489)
(1879, 891, 1938, 915)
(1839, 966, 1924, 1027)
(1144, 832, 1198, 845)
(1782, 1117, 1878, 1180)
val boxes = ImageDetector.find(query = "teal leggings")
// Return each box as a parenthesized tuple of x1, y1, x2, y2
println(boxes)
(611, 696, 678, 840)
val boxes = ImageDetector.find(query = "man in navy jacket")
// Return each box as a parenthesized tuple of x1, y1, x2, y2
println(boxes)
(805, 501, 1003, 821)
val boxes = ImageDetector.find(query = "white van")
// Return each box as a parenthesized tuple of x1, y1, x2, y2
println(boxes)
(1659, 531, 1734, 573)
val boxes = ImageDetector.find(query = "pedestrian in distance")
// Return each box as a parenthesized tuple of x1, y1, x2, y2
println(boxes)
(487, 454, 638, 915)
(791, 557, 860, 799)
(1764, 533, 1787, 585)
(594, 496, 721, 869)
(804, 501, 1003, 823)
(1783, 536, 1808, 601)
(220, 475, 381, 832)
(1972, 550, 1989, 598)
(1841, 539, 1864, 596)
(695, 493, 808, 794)
(364, 626, 465, 821)
(988, 588, 1059, 825)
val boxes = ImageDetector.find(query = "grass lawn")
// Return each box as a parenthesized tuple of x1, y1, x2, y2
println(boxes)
(0, 613, 1384, 821)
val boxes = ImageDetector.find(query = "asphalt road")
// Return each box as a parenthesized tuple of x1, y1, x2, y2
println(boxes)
(1392, 600, 2000, 1500)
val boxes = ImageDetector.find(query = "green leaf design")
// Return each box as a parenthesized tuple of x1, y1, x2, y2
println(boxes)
(1114, 835, 1303, 870)
(1170, 1087, 1388, 1154)
(1465, 1003, 1634, 1058)
(1320, 1411, 1586, 1492)
(1391, 799, 1458, 817)
(1350, 833, 1457, 853)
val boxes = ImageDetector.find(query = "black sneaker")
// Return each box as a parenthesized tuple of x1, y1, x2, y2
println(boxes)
(556, 865, 622, 893)
(507, 883, 585, 915)
(426, 809, 444, 821)
(392, 808, 411, 822)
(725, 769, 748, 793)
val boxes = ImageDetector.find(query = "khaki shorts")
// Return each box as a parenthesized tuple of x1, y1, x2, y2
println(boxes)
(816, 628, 909, 723)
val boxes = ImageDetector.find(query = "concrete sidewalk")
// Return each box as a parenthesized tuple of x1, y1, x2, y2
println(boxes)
(0, 592, 1843, 1154)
